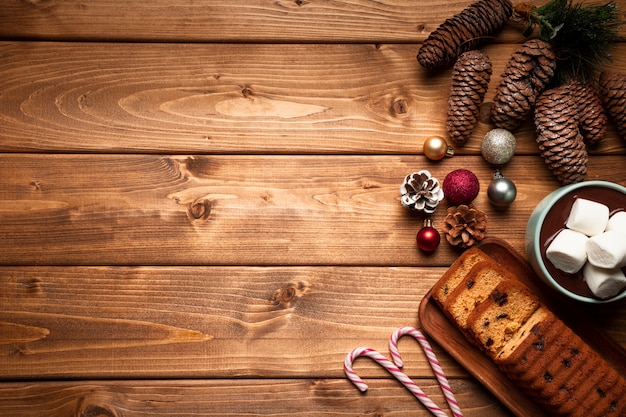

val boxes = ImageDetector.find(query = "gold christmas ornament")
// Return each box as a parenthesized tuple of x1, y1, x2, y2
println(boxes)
(423, 136, 454, 161)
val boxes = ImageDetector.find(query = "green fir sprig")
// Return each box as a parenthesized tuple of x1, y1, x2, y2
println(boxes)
(517, 0, 623, 84)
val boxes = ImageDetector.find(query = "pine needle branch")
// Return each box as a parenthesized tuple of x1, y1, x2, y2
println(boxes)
(516, 0, 624, 84)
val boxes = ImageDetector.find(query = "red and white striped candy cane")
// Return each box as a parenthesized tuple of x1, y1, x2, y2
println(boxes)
(389, 326, 463, 417)
(344, 346, 451, 417)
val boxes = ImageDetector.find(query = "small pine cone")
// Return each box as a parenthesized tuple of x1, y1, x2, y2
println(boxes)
(442, 204, 488, 249)
(571, 81, 607, 145)
(599, 71, 626, 141)
(417, 0, 513, 70)
(534, 84, 587, 185)
(446, 50, 492, 145)
(400, 170, 445, 214)
(491, 39, 557, 131)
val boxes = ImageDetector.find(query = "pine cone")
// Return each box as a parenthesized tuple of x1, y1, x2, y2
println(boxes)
(534, 83, 587, 185)
(599, 71, 626, 141)
(417, 0, 513, 70)
(490, 39, 557, 131)
(571, 81, 607, 145)
(442, 204, 488, 249)
(446, 50, 492, 145)
(400, 170, 445, 214)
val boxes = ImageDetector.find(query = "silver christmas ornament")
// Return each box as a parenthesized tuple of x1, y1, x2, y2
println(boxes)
(481, 128, 516, 165)
(487, 170, 517, 207)
(400, 170, 444, 214)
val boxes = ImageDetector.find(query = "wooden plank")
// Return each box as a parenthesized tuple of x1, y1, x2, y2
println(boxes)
(0, 0, 552, 43)
(2, 266, 623, 380)
(0, 379, 514, 417)
(0, 265, 461, 379)
(2, 42, 625, 154)
(1, 154, 624, 266)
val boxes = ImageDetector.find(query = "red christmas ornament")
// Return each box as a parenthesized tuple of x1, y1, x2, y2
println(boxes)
(442, 168, 480, 206)
(416, 219, 441, 253)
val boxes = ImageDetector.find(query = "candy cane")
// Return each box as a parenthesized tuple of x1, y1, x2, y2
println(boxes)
(390, 326, 463, 417)
(344, 346, 450, 417)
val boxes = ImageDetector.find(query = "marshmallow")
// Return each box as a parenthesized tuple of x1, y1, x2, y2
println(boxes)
(586, 230, 626, 269)
(606, 211, 626, 233)
(546, 229, 589, 274)
(583, 262, 626, 299)
(566, 198, 609, 236)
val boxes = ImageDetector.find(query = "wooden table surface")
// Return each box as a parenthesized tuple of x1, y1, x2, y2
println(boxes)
(1, 1, 625, 416)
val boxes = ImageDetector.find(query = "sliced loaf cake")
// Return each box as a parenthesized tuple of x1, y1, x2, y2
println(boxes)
(431, 248, 626, 416)
(467, 279, 541, 358)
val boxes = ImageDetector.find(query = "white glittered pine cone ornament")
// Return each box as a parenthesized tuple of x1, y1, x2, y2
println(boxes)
(400, 170, 445, 214)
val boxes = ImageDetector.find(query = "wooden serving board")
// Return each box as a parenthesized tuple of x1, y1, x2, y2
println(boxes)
(418, 237, 626, 417)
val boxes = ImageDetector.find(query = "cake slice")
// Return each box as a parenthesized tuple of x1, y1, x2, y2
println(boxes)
(571, 366, 626, 417)
(466, 279, 541, 358)
(536, 347, 599, 415)
(495, 307, 565, 377)
(431, 247, 489, 306)
(494, 305, 626, 416)
(584, 372, 626, 417)
(442, 261, 510, 331)
(493, 305, 556, 368)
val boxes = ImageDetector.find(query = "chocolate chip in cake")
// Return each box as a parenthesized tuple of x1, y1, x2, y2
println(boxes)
(562, 358, 571, 368)
(486, 338, 494, 347)
(597, 388, 606, 398)
(533, 337, 545, 350)
(610, 401, 617, 412)
(483, 319, 490, 327)
(491, 290, 508, 306)
(544, 372, 553, 382)
(466, 279, 475, 289)
(496, 313, 509, 319)
(570, 347, 580, 356)
(531, 324, 541, 335)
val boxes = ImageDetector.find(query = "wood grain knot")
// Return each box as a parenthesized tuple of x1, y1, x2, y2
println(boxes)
(392, 99, 408, 115)
(80, 405, 117, 417)
(188, 198, 212, 222)
(241, 87, 254, 98)
(19, 277, 43, 293)
(29, 180, 43, 191)
(359, 178, 381, 189)
(279, 286, 297, 303)
(272, 281, 310, 308)
(10, 346, 28, 356)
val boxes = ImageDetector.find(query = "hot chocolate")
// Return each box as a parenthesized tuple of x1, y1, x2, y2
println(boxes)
(539, 185, 626, 299)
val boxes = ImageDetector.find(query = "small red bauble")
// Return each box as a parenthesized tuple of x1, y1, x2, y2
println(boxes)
(442, 169, 480, 206)
(416, 219, 441, 253)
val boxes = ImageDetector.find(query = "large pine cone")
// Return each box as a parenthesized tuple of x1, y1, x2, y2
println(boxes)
(534, 83, 588, 185)
(571, 81, 607, 145)
(490, 39, 557, 131)
(446, 50, 492, 145)
(599, 71, 626, 141)
(417, 0, 513, 70)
